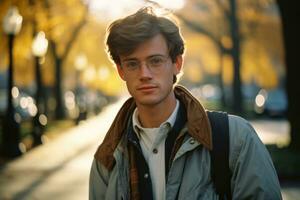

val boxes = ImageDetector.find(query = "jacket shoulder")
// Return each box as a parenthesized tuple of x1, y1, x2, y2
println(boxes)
(227, 115, 282, 199)
(227, 115, 264, 168)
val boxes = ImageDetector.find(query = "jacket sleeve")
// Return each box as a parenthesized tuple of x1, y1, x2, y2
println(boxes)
(228, 115, 282, 200)
(89, 159, 110, 200)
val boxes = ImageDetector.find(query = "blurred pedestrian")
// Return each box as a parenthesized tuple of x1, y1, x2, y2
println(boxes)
(89, 6, 282, 200)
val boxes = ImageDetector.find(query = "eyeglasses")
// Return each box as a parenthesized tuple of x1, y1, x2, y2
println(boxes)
(121, 55, 170, 72)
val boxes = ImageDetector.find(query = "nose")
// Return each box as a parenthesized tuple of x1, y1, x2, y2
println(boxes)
(139, 62, 153, 81)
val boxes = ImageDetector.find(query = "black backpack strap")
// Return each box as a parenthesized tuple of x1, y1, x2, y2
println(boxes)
(207, 111, 232, 200)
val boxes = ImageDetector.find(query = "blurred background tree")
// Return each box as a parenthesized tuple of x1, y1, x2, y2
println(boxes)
(0, 0, 123, 120)
(277, 0, 300, 150)
(0, 0, 285, 118)
(0, 0, 287, 155)
(175, 0, 284, 115)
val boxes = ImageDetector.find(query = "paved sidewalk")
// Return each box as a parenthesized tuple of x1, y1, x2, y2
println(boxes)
(0, 98, 299, 199)
(0, 98, 126, 200)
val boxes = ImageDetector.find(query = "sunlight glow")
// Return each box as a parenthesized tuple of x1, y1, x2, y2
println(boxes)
(151, 0, 185, 10)
(98, 67, 110, 81)
(39, 114, 48, 126)
(28, 104, 38, 117)
(75, 54, 87, 71)
(88, 0, 143, 21)
(12, 86, 19, 99)
(65, 91, 76, 110)
(255, 94, 266, 107)
(32, 31, 48, 57)
(84, 65, 97, 82)
(88, 0, 186, 22)
(20, 97, 29, 109)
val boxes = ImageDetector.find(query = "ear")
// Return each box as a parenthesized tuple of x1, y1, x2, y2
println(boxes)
(116, 64, 126, 81)
(173, 55, 183, 75)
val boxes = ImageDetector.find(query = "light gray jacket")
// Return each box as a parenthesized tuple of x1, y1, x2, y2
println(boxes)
(89, 86, 282, 200)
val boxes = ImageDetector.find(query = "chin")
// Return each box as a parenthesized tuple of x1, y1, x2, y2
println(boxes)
(135, 96, 162, 106)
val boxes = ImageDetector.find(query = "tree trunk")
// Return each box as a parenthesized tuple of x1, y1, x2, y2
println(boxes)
(44, 0, 88, 120)
(54, 57, 65, 119)
(229, 0, 243, 114)
(219, 50, 226, 108)
(277, 0, 300, 150)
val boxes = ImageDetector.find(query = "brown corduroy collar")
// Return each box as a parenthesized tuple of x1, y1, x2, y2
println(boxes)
(94, 85, 213, 171)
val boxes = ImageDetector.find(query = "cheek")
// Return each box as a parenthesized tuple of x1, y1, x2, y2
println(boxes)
(125, 79, 135, 91)
(122, 73, 135, 84)
(125, 82, 134, 96)
(165, 67, 177, 82)
(156, 71, 174, 86)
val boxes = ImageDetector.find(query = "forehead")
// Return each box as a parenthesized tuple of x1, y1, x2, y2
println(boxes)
(120, 34, 168, 60)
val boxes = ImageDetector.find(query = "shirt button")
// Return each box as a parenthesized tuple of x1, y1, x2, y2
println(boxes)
(189, 139, 195, 144)
(144, 173, 149, 179)
(153, 148, 158, 154)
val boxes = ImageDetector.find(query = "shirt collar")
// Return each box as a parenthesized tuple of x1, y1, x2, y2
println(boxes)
(132, 99, 180, 137)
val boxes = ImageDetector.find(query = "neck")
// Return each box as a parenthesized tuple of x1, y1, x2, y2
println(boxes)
(136, 92, 177, 128)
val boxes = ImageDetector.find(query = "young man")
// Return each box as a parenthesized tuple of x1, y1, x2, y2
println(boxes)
(89, 7, 282, 200)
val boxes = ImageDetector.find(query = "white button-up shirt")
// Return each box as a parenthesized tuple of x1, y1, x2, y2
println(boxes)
(132, 100, 179, 200)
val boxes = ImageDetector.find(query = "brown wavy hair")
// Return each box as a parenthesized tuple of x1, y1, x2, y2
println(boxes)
(106, 7, 185, 65)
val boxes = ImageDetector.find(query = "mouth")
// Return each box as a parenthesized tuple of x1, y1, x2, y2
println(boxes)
(137, 85, 158, 92)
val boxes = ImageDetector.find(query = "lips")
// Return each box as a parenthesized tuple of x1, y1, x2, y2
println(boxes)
(137, 85, 158, 92)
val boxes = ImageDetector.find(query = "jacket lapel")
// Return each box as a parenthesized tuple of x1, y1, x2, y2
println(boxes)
(94, 85, 212, 171)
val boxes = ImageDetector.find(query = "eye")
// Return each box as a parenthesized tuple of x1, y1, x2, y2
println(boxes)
(124, 61, 139, 70)
(149, 56, 164, 66)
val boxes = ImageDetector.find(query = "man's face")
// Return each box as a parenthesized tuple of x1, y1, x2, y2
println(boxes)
(117, 34, 182, 107)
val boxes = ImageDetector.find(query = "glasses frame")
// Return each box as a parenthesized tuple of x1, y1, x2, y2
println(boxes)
(121, 54, 171, 73)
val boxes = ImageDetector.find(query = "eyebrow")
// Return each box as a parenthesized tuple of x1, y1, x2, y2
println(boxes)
(121, 54, 167, 62)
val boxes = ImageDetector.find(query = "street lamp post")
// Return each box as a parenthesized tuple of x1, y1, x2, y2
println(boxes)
(31, 31, 48, 146)
(1, 6, 23, 157)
